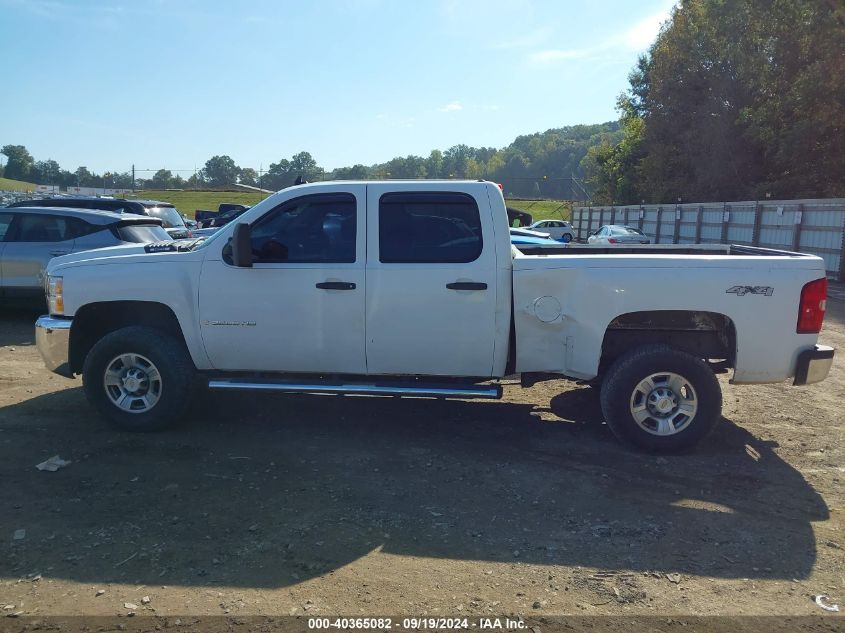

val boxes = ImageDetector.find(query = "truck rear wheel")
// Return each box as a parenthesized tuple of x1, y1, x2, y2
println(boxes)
(82, 326, 196, 431)
(600, 344, 722, 452)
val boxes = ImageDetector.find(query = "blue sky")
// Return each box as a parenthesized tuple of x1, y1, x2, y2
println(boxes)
(0, 0, 675, 176)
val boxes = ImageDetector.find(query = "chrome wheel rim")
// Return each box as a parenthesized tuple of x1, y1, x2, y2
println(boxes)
(629, 372, 697, 436)
(103, 353, 162, 413)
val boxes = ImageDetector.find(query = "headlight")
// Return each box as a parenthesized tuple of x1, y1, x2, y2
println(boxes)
(46, 275, 64, 315)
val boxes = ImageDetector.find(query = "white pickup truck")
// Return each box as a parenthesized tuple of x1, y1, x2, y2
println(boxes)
(35, 180, 834, 451)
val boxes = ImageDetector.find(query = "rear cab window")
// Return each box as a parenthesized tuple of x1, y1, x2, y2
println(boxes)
(378, 192, 483, 263)
(11, 214, 75, 242)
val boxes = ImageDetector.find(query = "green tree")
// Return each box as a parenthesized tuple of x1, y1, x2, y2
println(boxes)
(238, 167, 258, 187)
(289, 151, 323, 181)
(602, 0, 845, 202)
(150, 169, 173, 189)
(112, 172, 134, 189)
(32, 159, 61, 185)
(425, 150, 443, 178)
(332, 164, 369, 179)
(74, 166, 93, 187)
(265, 158, 292, 190)
(202, 155, 239, 187)
(1, 144, 34, 181)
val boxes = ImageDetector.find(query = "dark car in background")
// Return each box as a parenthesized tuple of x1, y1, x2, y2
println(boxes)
(9, 197, 192, 239)
(196, 203, 251, 229)
(0, 207, 169, 301)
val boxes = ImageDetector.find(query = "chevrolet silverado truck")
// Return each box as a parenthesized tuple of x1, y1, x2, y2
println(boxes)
(34, 180, 835, 451)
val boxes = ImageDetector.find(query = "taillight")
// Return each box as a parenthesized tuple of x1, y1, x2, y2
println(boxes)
(608, 238, 618, 244)
(797, 277, 827, 333)
(496, 183, 504, 191)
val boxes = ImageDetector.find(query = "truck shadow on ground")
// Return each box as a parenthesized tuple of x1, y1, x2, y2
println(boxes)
(0, 381, 828, 589)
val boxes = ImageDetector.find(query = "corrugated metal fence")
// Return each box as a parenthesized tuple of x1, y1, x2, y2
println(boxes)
(572, 199, 845, 280)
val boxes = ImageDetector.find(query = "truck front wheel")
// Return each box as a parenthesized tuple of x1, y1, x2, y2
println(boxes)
(600, 344, 722, 452)
(82, 326, 196, 431)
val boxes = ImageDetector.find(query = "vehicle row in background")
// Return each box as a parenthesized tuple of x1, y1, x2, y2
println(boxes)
(9, 197, 193, 240)
(196, 203, 251, 229)
(0, 207, 169, 301)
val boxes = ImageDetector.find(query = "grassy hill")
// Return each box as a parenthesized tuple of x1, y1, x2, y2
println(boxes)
(123, 190, 269, 218)
(0, 177, 36, 192)
(129, 190, 572, 222)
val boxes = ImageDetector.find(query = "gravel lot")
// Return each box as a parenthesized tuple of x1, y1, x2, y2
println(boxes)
(0, 298, 843, 619)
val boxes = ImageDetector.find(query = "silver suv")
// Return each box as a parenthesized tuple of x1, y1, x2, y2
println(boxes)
(0, 206, 169, 302)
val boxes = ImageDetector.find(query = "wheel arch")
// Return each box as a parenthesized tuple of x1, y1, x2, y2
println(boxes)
(69, 301, 194, 375)
(599, 310, 737, 375)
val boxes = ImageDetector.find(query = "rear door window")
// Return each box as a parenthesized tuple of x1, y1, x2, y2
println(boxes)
(378, 192, 483, 263)
(0, 213, 13, 241)
(12, 214, 73, 242)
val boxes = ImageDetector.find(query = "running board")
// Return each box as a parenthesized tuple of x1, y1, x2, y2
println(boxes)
(207, 379, 502, 399)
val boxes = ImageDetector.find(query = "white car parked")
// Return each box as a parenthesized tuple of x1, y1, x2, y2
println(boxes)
(588, 225, 651, 245)
(528, 220, 574, 242)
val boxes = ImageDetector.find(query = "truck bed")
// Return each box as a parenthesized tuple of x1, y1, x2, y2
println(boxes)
(515, 243, 817, 259)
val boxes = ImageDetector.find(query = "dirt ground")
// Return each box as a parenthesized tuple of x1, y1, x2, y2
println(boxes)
(0, 298, 843, 621)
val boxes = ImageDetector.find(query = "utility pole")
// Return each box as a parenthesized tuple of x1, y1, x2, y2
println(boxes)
(131, 164, 135, 192)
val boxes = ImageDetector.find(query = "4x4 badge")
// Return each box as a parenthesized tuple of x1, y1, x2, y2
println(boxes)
(726, 285, 774, 296)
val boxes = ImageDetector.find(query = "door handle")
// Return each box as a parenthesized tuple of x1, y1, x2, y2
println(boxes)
(316, 281, 356, 290)
(446, 282, 488, 291)
(50, 250, 70, 257)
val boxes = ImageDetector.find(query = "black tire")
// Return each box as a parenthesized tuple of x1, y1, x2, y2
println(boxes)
(561, 233, 572, 243)
(600, 344, 722, 452)
(82, 326, 196, 432)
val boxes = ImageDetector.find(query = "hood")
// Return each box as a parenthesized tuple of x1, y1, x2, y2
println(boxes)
(46, 242, 204, 274)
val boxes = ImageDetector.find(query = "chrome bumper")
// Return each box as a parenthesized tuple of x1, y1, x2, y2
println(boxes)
(794, 345, 835, 386)
(35, 315, 74, 378)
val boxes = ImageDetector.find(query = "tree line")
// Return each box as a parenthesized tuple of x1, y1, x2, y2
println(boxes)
(2, 122, 618, 199)
(582, 0, 845, 204)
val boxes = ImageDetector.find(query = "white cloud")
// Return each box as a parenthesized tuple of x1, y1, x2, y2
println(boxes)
(525, 3, 674, 65)
(623, 8, 673, 50)
(437, 101, 463, 113)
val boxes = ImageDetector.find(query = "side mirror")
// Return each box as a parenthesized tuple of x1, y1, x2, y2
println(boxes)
(231, 222, 253, 267)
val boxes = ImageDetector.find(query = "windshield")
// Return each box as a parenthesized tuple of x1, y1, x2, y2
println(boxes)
(145, 206, 185, 228)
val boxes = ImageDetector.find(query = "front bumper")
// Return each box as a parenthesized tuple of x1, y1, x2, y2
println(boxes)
(35, 315, 74, 378)
(793, 345, 835, 385)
